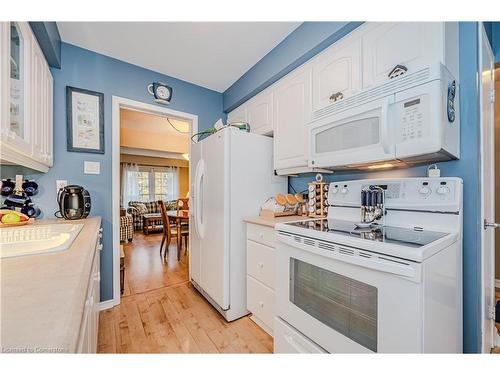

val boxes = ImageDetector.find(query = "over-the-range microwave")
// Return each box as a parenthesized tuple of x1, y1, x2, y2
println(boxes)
(309, 64, 459, 170)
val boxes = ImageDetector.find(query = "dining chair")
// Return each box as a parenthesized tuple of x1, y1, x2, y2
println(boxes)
(176, 198, 190, 243)
(159, 200, 189, 260)
(176, 198, 189, 213)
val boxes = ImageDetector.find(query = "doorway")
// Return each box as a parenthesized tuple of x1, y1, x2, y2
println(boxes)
(111, 96, 198, 307)
(479, 25, 499, 353)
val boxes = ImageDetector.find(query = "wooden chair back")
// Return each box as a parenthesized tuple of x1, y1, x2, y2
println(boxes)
(158, 200, 173, 241)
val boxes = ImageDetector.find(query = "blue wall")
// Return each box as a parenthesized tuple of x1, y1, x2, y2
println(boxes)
(222, 22, 363, 112)
(19, 42, 224, 302)
(492, 22, 500, 61)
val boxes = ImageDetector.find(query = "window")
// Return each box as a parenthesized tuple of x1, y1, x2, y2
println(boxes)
(122, 164, 179, 204)
(154, 171, 176, 201)
(135, 171, 150, 202)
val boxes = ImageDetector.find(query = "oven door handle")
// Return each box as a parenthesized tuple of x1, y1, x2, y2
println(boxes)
(278, 234, 417, 279)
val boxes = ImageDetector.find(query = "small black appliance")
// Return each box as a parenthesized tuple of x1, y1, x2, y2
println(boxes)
(56, 185, 91, 220)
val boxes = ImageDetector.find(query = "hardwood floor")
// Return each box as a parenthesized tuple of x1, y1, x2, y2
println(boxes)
(98, 232, 273, 353)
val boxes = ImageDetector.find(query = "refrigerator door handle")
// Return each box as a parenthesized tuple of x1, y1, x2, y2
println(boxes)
(194, 159, 205, 239)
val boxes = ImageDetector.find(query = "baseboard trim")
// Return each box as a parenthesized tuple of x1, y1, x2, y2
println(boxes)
(495, 279, 500, 289)
(99, 299, 116, 311)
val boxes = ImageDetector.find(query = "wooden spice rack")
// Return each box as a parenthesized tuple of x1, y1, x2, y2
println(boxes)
(308, 181, 329, 218)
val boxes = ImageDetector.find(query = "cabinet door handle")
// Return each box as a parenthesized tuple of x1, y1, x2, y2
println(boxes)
(258, 262, 264, 269)
(388, 64, 408, 79)
(329, 91, 344, 103)
(259, 301, 264, 308)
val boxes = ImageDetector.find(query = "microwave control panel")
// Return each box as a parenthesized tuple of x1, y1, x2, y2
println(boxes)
(397, 94, 429, 143)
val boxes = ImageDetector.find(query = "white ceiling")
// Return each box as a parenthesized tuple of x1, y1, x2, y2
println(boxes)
(57, 22, 301, 92)
(120, 108, 190, 135)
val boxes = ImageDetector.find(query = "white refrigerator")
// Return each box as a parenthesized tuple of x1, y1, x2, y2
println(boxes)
(190, 127, 286, 321)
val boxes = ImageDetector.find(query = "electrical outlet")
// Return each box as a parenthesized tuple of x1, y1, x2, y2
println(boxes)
(56, 180, 67, 194)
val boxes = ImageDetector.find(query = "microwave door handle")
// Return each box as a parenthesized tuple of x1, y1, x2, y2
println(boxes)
(380, 97, 393, 154)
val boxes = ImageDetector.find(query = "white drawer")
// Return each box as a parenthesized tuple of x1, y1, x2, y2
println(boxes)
(274, 317, 326, 353)
(247, 240, 275, 289)
(247, 223, 276, 248)
(247, 275, 275, 330)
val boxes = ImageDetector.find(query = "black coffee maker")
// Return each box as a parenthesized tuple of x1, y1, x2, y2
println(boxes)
(56, 185, 91, 220)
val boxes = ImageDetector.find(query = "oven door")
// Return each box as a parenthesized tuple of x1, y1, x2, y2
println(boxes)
(309, 96, 396, 169)
(276, 232, 423, 353)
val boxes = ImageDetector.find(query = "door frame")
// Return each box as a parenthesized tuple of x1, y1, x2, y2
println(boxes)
(110, 96, 198, 307)
(478, 23, 496, 353)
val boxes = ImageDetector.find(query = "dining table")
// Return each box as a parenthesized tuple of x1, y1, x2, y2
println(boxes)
(166, 210, 190, 252)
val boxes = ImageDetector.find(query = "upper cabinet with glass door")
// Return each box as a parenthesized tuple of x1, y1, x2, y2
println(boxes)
(0, 22, 53, 172)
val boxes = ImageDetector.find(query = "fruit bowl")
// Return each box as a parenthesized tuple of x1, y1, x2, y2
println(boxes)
(0, 209, 32, 227)
(0, 218, 34, 227)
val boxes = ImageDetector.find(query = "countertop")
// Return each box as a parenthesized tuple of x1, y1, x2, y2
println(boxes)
(0, 216, 102, 353)
(244, 215, 306, 228)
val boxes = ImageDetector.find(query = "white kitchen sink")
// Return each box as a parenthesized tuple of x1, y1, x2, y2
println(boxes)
(0, 223, 84, 258)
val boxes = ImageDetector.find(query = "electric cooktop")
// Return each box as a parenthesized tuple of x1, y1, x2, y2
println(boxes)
(283, 219, 449, 248)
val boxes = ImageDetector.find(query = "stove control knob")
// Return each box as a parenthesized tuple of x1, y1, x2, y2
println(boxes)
(419, 186, 431, 197)
(330, 187, 338, 194)
(340, 186, 348, 195)
(436, 186, 450, 195)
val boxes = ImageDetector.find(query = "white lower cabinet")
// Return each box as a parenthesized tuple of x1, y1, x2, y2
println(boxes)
(76, 228, 102, 353)
(246, 223, 277, 336)
(247, 276, 275, 333)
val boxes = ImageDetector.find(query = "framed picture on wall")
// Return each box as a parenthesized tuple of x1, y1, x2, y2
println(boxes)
(66, 86, 104, 154)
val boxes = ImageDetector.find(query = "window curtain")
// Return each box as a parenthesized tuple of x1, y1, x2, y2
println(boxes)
(121, 163, 140, 206)
(121, 164, 180, 203)
(164, 166, 179, 201)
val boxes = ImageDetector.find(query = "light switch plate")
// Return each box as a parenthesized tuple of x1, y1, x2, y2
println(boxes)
(84, 161, 101, 175)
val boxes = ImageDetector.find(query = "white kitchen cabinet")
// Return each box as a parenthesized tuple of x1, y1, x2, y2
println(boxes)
(311, 35, 362, 114)
(273, 66, 312, 172)
(0, 21, 53, 172)
(76, 227, 102, 353)
(362, 22, 458, 89)
(246, 222, 277, 336)
(247, 89, 273, 135)
(227, 103, 247, 124)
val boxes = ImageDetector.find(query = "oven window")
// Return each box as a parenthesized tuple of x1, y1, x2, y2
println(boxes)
(290, 258, 378, 352)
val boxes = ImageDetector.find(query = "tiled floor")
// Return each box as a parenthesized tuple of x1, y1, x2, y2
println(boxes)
(97, 232, 273, 353)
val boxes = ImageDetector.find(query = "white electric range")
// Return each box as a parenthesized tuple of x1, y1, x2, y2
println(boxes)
(274, 177, 463, 353)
